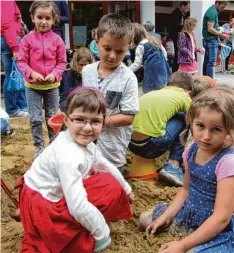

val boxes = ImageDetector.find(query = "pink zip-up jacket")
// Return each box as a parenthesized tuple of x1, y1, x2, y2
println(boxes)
(17, 29, 66, 83)
(1, 1, 23, 53)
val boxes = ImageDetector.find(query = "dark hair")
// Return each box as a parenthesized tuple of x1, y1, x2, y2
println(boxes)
(180, 1, 190, 7)
(215, 1, 229, 5)
(168, 71, 194, 91)
(29, 1, 59, 25)
(97, 13, 133, 43)
(65, 87, 107, 118)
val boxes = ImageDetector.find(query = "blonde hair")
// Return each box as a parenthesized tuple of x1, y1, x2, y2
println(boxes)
(190, 77, 212, 98)
(183, 17, 197, 33)
(186, 85, 234, 144)
(29, 1, 59, 25)
(132, 23, 161, 49)
(70, 47, 94, 72)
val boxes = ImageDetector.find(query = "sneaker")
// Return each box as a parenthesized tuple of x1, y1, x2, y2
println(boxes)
(159, 163, 184, 186)
(9, 111, 29, 118)
(5, 127, 15, 137)
(34, 145, 45, 159)
(93, 237, 111, 252)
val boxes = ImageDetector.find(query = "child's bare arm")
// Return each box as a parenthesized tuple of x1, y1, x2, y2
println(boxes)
(179, 176, 234, 252)
(147, 164, 190, 234)
(104, 114, 135, 128)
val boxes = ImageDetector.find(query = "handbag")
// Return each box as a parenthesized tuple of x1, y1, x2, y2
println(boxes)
(8, 60, 25, 93)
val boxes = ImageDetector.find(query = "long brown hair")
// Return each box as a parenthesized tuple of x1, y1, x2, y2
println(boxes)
(132, 23, 161, 49)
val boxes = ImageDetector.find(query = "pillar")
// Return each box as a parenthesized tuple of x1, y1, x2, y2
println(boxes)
(140, 1, 155, 27)
(190, 0, 213, 75)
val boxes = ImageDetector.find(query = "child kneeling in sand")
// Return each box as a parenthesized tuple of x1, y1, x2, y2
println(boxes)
(140, 86, 234, 253)
(129, 72, 211, 186)
(18, 88, 134, 253)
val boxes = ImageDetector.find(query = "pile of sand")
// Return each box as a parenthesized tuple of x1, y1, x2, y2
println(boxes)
(1, 118, 179, 253)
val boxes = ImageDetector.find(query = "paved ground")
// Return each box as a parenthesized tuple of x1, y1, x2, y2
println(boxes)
(215, 72, 234, 86)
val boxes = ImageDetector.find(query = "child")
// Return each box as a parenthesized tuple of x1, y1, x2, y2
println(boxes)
(82, 14, 139, 169)
(178, 17, 204, 75)
(140, 85, 234, 253)
(18, 87, 134, 253)
(129, 23, 171, 93)
(129, 72, 211, 186)
(17, 1, 66, 158)
(0, 108, 15, 137)
(59, 47, 94, 112)
(89, 28, 100, 61)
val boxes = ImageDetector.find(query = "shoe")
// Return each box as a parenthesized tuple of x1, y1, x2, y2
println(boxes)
(159, 163, 184, 186)
(5, 127, 15, 137)
(93, 237, 111, 252)
(34, 145, 45, 159)
(9, 111, 29, 118)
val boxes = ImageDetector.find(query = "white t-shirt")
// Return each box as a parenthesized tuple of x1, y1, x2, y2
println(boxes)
(82, 62, 139, 167)
(24, 130, 132, 241)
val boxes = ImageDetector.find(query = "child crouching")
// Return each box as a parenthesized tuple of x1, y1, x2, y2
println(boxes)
(18, 88, 134, 253)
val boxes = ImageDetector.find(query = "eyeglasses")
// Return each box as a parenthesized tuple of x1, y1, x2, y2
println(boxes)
(68, 116, 103, 128)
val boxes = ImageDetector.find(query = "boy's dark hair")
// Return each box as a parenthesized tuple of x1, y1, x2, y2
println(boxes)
(30, 1, 59, 25)
(180, 1, 190, 7)
(65, 87, 107, 117)
(97, 13, 133, 43)
(167, 72, 193, 91)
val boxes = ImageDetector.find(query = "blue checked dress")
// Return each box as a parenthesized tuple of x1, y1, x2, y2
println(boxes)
(153, 143, 234, 253)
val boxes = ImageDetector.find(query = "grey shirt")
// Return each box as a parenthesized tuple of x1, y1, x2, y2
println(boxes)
(82, 62, 139, 167)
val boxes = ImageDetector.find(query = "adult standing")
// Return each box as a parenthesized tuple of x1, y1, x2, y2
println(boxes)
(1, 0, 28, 117)
(52, 1, 70, 41)
(202, 1, 229, 78)
(222, 18, 234, 71)
(169, 1, 190, 72)
(143, 21, 161, 41)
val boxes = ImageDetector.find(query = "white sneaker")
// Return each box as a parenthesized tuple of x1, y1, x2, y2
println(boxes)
(9, 111, 29, 118)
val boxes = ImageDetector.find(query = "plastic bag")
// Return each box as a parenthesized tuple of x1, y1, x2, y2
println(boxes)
(8, 60, 25, 93)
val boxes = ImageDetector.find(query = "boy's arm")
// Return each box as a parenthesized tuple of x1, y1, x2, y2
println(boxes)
(180, 176, 234, 252)
(104, 114, 135, 128)
(51, 38, 67, 82)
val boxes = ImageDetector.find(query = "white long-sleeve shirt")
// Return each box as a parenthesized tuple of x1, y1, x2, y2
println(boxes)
(24, 130, 132, 241)
(129, 39, 168, 72)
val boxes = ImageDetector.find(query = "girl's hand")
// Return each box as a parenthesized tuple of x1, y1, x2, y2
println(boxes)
(31, 71, 45, 83)
(158, 241, 186, 253)
(128, 192, 135, 204)
(104, 116, 114, 128)
(146, 214, 172, 235)
(44, 73, 56, 83)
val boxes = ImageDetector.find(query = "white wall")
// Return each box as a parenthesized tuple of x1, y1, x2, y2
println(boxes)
(140, 1, 155, 27)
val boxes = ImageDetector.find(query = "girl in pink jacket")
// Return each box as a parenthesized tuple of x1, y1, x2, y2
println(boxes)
(18, 1, 66, 158)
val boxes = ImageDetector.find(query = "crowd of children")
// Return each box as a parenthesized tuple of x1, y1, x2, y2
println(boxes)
(1, 1, 234, 253)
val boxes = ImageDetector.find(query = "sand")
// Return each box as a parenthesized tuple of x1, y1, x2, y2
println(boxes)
(1, 117, 179, 253)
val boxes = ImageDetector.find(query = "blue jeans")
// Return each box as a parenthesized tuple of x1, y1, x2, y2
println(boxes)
(128, 113, 186, 162)
(203, 38, 218, 78)
(26, 87, 59, 146)
(1, 36, 27, 114)
(1, 118, 9, 133)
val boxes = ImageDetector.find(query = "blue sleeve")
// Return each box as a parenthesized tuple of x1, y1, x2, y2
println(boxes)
(58, 1, 70, 24)
(59, 70, 72, 112)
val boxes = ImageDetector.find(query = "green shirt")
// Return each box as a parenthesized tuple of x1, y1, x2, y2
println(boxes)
(132, 86, 191, 138)
(202, 5, 219, 40)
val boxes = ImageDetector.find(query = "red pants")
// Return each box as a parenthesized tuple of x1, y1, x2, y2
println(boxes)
(18, 173, 132, 253)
